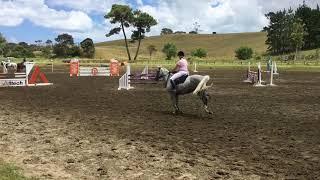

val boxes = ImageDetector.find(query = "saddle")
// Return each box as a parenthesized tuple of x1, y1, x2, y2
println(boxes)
(174, 74, 188, 86)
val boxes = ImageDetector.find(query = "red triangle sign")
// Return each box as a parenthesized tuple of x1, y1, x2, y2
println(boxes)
(29, 66, 49, 84)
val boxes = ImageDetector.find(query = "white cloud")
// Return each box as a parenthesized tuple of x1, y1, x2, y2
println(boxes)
(47, 0, 127, 14)
(7, 36, 19, 43)
(138, 0, 268, 35)
(0, 0, 93, 31)
(136, 0, 318, 36)
(0, 0, 318, 43)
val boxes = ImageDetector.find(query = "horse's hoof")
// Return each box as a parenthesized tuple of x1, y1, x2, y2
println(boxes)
(205, 108, 213, 115)
(173, 110, 183, 115)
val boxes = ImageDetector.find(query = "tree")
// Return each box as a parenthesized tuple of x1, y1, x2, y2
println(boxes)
(295, 2, 313, 49)
(53, 33, 76, 58)
(53, 44, 67, 58)
(41, 47, 52, 58)
(295, 2, 320, 49)
(18, 42, 29, 48)
(105, 4, 134, 61)
(0, 33, 7, 56)
(147, 45, 157, 61)
(235, 47, 253, 60)
(161, 28, 173, 35)
(69, 46, 81, 57)
(291, 19, 307, 62)
(46, 40, 53, 47)
(264, 9, 295, 54)
(8, 45, 34, 58)
(35, 40, 43, 46)
(55, 34, 74, 46)
(162, 43, 177, 60)
(80, 38, 95, 58)
(3, 43, 15, 57)
(191, 48, 207, 58)
(131, 10, 157, 60)
(264, 3, 320, 53)
(189, 31, 198, 34)
(174, 31, 186, 34)
(193, 21, 201, 34)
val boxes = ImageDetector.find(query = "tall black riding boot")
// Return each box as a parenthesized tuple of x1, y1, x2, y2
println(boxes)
(170, 79, 176, 92)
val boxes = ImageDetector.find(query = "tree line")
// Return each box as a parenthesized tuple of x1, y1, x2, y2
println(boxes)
(0, 33, 95, 59)
(264, 2, 320, 55)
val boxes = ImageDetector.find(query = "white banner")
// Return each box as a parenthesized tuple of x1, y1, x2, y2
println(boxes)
(0, 79, 26, 87)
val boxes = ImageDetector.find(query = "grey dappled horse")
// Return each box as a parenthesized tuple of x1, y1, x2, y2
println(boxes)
(156, 68, 213, 114)
(1, 60, 17, 73)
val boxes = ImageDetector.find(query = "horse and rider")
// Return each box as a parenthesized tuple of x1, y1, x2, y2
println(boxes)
(1, 57, 29, 73)
(156, 51, 213, 114)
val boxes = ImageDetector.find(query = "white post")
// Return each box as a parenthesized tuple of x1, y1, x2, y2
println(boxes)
(127, 64, 131, 89)
(25, 62, 35, 85)
(141, 65, 148, 79)
(243, 62, 252, 83)
(194, 63, 198, 72)
(51, 60, 54, 73)
(254, 62, 266, 87)
(268, 61, 277, 86)
(273, 61, 279, 75)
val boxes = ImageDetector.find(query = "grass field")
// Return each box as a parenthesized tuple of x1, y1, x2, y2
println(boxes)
(3, 32, 319, 67)
(95, 32, 268, 61)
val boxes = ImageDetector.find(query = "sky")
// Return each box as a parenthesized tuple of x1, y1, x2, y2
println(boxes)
(0, 0, 319, 44)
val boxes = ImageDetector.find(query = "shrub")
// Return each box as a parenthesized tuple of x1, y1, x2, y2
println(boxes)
(253, 52, 261, 61)
(162, 43, 177, 60)
(235, 47, 253, 60)
(191, 48, 207, 58)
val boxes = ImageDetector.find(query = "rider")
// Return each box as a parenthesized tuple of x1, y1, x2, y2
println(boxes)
(170, 51, 189, 91)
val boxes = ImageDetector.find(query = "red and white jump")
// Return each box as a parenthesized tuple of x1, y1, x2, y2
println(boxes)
(0, 62, 53, 87)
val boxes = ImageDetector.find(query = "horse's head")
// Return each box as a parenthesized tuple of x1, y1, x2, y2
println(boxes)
(155, 67, 170, 81)
(155, 67, 172, 88)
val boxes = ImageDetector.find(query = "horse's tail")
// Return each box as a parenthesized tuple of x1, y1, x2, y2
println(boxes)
(193, 75, 210, 95)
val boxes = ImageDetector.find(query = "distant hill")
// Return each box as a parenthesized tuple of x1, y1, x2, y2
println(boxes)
(95, 32, 267, 61)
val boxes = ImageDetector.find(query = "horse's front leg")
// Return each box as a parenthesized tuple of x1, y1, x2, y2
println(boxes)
(170, 93, 182, 114)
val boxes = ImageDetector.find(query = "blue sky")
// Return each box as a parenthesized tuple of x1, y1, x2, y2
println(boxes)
(0, 0, 317, 44)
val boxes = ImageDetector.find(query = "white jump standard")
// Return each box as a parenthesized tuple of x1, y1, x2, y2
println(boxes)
(243, 61, 279, 87)
(118, 64, 134, 90)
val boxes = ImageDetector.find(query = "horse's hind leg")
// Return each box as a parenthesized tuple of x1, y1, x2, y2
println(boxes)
(200, 91, 213, 114)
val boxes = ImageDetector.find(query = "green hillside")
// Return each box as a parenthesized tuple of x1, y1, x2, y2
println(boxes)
(95, 32, 267, 61)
